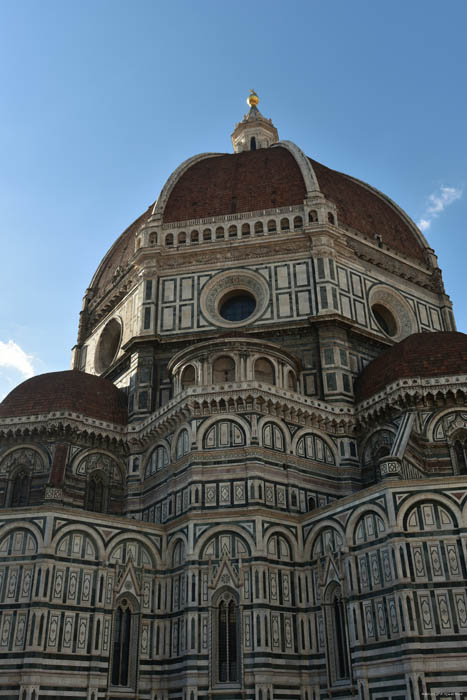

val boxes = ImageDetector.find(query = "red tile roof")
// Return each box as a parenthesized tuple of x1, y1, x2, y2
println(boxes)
(309, 159, 426, 263)
(88, 146, 428, 327)
(163, 147, 306, 222)
(355, 332, 467, 401)
(0, 370, 128, 425)
(91, 205, 153, 300)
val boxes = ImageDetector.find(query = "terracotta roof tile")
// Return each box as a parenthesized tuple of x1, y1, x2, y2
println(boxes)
(355, 332, 467, 401)
(309, 159, 425, 262)
(0, 370, 128, 425)
(88, 147, 428, 319)
(163, 147, 306, 223)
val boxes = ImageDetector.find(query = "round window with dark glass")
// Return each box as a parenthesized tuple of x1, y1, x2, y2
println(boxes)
(372, 303, 397, 337)
(219, 291, 256, 322)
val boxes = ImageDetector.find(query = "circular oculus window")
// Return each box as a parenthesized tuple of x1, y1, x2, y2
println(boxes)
(200, 269, 269, 328)
(219, 291, 256, 322)
(95, 318, 122, 374)
(369, 285, 416, 342)
(371, 303, 397, 337)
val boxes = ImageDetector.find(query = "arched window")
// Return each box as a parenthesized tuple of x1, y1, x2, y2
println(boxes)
(217, 595, 239, 683)
(328, 212, 335, 225)
(10, 470, 30, 507)
(181, 365, 196, 389)
(267, 219, 276, 233)
(254, 358, 275, 384)
(203, 420, 246, 449)
(165, 233, 174, 247)
(176, 430, 190, 459)
(111, 598, 136, 687)
(86, 472, 107, 513)
(287, 371, 296, 391)
(267, 534, 291, 560)
(250, 137, 256, 151)
(228, 225, 237, 238)
(254, 221, 263, 234)
(296, 433, 335, 465)
(308, 210, 318, 223)
(213, 356, 236, 383)
(172, 540, 185, 567)
(216, 227, 225, 240)
(280, 218, 289, 231)
(203, 228, 212, 242)
(146, 444, 169, 476)
(191, 230, 199, 244)
(178, 232, 186, 246)
(313, 528, 343, 558)
(241, 223, 250, 237)
(262, 422, 285, 452)
(293, 216, 303, 230)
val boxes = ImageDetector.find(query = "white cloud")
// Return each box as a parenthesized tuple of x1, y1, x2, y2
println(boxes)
(418, 218, 431, 232)
(0, 340, 35, 380)
(417, 185, 462, 232)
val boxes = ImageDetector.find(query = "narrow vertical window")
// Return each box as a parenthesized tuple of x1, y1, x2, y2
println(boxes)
(11, 470, 30, 507)
(145, 279, 153, 300)
(333, 594, 349, 680)
(86, 473, 106, 513)
(29, 613, 36, 646)
(111, 599, 133, 686)
(455, 440, 467, 473)
(228, 601, 238, 680)
(143, 306, 151, 329)
(219, 601, 227, 681)
(217, 596, 239, 683)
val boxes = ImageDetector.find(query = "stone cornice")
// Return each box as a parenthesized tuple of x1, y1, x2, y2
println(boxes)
(130, 382, 355, 447)
(356, 373, 467, 422)
(0, 411, 127, 448)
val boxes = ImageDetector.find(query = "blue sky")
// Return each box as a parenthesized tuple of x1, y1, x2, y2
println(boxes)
(0, 0, 466, 398)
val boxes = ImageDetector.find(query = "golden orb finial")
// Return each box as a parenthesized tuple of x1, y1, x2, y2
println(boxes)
(247, 89, 259, 108)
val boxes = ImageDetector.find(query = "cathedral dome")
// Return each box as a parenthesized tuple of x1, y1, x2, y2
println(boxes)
(0, 370, 128, 425)
(88, 143, 430, 311)
(355, 331, 467, 401)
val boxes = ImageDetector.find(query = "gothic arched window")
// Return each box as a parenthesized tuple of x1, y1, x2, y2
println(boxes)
(86, 472, 107, 513)
(10, 470, 30, 507)
(331, 590, 350, 681)
(111, 598, 136, 687)
(217, 596, 239, 683)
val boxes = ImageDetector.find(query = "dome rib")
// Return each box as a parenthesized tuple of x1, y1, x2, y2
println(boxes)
(86, 145, 433, 329)
(162, 146, 307, 223)
(310, 158, 427, 263)
(152, 152, 224, 219)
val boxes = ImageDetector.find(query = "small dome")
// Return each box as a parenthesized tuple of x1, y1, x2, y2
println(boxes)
(355, 332, 467, 401)
(0, 370, 128, 425)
